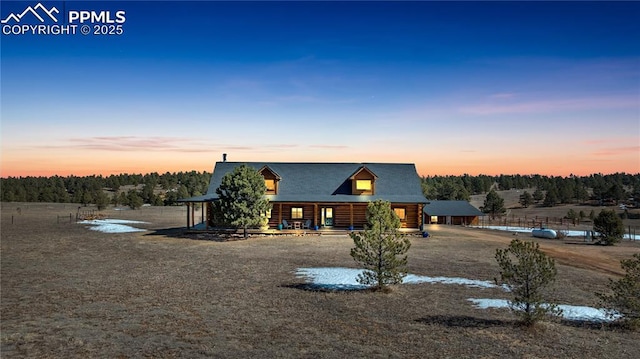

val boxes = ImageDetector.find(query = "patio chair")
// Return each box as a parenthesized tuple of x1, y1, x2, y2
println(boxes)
(302, 219, 311, 229)
(282, 219, 293, 229)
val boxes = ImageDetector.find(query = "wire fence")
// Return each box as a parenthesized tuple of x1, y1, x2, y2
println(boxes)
(477, 215, 639, 240)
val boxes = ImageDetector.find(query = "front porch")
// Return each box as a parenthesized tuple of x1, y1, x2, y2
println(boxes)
(184, 221, 423, 236)
(181, 200, 425, 231)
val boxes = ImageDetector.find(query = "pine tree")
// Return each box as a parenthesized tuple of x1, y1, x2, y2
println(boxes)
(482, 189, 506, 219)
(597, 253, 640, 329)
(543, 187, 559, 207)
(495, 239, 562, 326)
(532, 188, 545, 203)
(81, 190, 94, 207)
(215, 164, 271, 238)
(94, 190, 110, 210)
(350, 200, 411, 291)
(127, 190, 143, 210)
(593, 209, 624, 245)
(118, 192, 128, 207)
(519, 191, 533, 208)
(579, 210, 586, 220)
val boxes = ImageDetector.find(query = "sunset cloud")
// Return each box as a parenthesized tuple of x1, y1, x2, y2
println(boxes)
(459, 96, 638, 115)
(32, 138, 320, 154)
(47, 136, 213, 153)
(591, 146, 640, 157)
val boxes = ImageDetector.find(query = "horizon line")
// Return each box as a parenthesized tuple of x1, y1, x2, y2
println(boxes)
(2, 169, 639, 179)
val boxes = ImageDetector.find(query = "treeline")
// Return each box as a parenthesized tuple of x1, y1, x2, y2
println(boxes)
(421, 173, 640, 205)
(1, 171, 211, 208)
(2, 171, 639, 209)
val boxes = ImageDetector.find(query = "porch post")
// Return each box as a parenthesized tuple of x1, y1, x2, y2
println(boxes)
(186, 202, 191, 229)
(350, 204, 353, 228)
(314, 204, 318, 227)
(191, 204, 195, 227)
(201, 202, 204, 225)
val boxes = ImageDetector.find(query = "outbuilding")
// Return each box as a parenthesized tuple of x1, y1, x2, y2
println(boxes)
(423, 200, 484, 225)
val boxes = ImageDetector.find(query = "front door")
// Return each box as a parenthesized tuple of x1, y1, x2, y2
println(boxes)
(321, 207, 333, 227)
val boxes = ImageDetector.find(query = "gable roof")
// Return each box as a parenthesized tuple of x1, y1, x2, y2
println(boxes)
(258, 165, 281, 180)
(184, 162, 428, 204)
(348, 165, 378, 180)
(423, 200, 484, 216)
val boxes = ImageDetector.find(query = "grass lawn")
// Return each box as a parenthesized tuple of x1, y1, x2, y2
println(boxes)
(2, 203, 639, 358)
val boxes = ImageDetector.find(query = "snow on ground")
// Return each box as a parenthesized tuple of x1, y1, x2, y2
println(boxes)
(295, 267, 368, 290)
(79, 219, 148, 233)
(295, 267, 504, 291)
(473, 225, 640, 240)
(404, 273, 505, 289)
(295, 267, 621, 322)
(468, 298, 621, 322)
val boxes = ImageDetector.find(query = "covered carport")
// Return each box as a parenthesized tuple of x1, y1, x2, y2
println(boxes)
(177, 194, 215, 230)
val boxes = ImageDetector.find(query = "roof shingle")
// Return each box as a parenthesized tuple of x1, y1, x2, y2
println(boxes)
(184, 162, 428, 204)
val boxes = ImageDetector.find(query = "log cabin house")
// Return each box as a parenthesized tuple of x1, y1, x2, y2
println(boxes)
(180, 160, 429, 230)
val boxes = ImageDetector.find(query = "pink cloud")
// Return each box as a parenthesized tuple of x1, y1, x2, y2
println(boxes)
(591, 146, 640, 157)
(31, 137, 321, 154)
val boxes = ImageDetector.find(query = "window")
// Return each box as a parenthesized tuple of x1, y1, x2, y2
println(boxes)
(265, 179, 276, 192)
(356, 180, 372, 191)
(430, 216, 438, 223)
(291, 207, 303, 219)
(393, 208, 406, 220)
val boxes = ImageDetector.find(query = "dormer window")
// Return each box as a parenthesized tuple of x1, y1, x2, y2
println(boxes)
(265, 179, 276, 192)
(350, 166, 378, 195)
(356, 180, 372, 191)
(259, 165, 281, 195)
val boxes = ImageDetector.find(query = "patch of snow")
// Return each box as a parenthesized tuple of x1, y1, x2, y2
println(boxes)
(295, 267, 368, 290)
(295, 267, 504, 291)
(404, 274, 503, 289)
(79, 219, 148, 233)
(294, 267, 622, 323)
(468, 298, 621, 322)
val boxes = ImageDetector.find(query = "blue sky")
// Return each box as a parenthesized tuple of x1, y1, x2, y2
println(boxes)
(1, 1, 639, 177)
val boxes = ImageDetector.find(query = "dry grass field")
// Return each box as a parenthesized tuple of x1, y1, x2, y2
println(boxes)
(2, 202, 639, 358)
